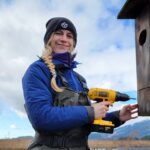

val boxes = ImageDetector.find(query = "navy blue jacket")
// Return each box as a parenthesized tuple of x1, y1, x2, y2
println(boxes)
(22, 52, 122, 133)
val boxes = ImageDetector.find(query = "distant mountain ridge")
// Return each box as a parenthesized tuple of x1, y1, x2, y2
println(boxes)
(15, 136, 33, 139)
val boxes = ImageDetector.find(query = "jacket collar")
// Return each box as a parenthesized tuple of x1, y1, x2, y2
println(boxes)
(52, 52, 79, 68)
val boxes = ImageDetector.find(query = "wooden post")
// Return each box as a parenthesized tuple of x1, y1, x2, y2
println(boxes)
(118, 0, 150, 116)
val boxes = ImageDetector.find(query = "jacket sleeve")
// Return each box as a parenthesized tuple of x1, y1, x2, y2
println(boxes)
(22, 62, 92, 133)
(104, 111, 125, 128)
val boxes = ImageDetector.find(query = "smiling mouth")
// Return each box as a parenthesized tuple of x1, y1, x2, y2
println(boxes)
(57, 44, 69, 47)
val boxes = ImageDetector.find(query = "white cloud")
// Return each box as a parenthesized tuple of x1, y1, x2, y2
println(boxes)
(76, 46, 136, 91)
(0, 0, 137, 118)
(10, 124, 17, 129)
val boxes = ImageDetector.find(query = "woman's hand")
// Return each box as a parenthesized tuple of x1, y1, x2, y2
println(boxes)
(92, 101, 112, 119)
(119, 104, 138, 122)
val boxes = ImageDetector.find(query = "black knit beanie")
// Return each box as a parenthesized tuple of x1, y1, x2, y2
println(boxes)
(44, 17, 77, 47)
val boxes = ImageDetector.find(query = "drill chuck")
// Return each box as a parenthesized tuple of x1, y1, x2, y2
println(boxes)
(116, 92, 135, 101)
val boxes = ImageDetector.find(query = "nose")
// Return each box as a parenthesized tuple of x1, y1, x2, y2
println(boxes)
(60, 34, 68, 42)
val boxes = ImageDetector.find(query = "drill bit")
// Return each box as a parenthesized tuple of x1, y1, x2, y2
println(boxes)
(130, 97, 136, 100)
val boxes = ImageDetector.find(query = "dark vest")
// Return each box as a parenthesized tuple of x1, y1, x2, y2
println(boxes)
(28, 68, 91, 150)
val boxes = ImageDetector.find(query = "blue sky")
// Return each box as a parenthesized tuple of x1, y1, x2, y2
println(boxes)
(0, 0, 150, 139)
(0, 100, 34, 138)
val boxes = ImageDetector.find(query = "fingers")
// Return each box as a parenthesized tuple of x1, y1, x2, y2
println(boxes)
(130, 104, 138, 119)
(100, 101, 112, 108)
(125, 104, 138, 111)
(102, 101, 112, 106)
(131, 109, 138, 113)
(131, 116, 138, 119)
(131, 113, 138, 119)
(131, 108, 138, 115)
(130, 104, 138, 109)
(93, 101, 111, 119)
(100, 102, 111, 112)
(100, 109, 107, 118)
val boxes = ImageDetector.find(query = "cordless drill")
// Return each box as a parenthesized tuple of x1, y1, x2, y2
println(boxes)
(88, 88, 135, 133)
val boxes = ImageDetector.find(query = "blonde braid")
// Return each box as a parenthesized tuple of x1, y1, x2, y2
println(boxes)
(41, 35, 64, 92)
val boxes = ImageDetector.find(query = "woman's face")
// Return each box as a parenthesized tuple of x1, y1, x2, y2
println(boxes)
(50, 29, 74, 53)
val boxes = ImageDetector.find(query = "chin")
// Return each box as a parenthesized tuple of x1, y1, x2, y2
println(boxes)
(54, 50, 69, 53)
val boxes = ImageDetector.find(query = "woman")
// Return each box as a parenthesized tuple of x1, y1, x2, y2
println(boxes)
(22, 17, 138, 150)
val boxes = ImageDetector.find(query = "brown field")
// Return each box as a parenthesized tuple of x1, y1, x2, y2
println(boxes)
(0, 139, 150, 150)
(0, 138, 31, 150)
(89, 140, 150, 149)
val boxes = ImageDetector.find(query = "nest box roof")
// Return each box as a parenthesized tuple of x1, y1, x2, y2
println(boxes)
(117, 0, 149, 19)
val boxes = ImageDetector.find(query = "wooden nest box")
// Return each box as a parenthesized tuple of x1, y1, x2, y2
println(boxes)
(118, 0, 150, 116)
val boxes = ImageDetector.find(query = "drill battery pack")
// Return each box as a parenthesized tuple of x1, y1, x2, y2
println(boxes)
(91, 124, 114, 133)
(91, 119, 115, 133)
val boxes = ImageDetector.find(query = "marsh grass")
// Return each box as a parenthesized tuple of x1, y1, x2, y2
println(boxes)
(0, 139, 150, 150)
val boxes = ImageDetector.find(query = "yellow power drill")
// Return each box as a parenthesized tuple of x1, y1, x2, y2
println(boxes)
(88, 88, 135, 133)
